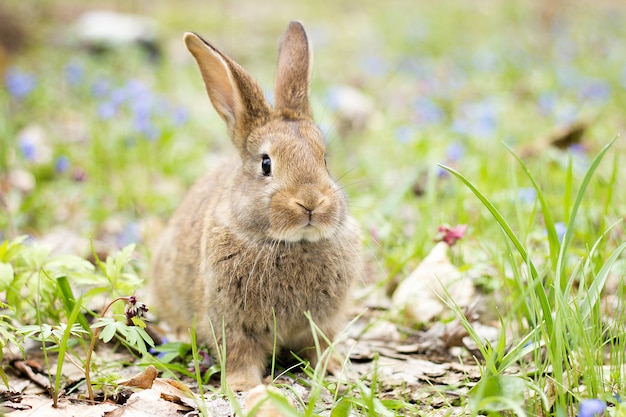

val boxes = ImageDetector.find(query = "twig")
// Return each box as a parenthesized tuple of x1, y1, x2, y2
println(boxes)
(13, 360, 52, 390)
(84, 296, 129, 402)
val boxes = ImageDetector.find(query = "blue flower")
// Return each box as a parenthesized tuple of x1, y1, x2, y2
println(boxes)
(579, 80, 611, 103)
(446, 142, 465, 162)
(538, 92, 558, 116)
(451, 99, 498, 138)
(171, 106, 189, 126)
(18, 134, 37, 161)
(91, 78, 111, 97)
(359, 54, 388, 77)
(413, 97, 444, 126)
(554, 222, 567, 243)
(117, 222, 142, 247)
(64, 62, 84, 86)
(578, 399, 606, 417)
(97, 101, 117, 120)
(395, 125, 414, 143)
(134, 113, 160, 140)
(5, 68, 37, 99)
(517, 188, 537, 204)
(55, 155, 71, 173)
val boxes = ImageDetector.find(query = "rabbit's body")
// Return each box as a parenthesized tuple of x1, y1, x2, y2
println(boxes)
(150, 22, 361, 391)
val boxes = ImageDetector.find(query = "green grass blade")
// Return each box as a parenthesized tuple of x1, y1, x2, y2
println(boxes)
(581, 241, 626, 321)
(55, 297, 83, 402)
(439, 164, 553, 335)
(503, 144, 559, 271)
(556, 138, 616, 291)
(56, 275, 91, 333)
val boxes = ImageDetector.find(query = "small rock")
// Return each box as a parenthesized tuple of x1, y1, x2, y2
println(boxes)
(71, 11, 161, 59)
(326, 85, 374, 134)
(392, 242, 476, 325)
(245, 385, 294, 417)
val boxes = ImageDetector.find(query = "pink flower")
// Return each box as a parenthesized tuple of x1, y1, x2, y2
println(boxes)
(435, 224, 467, 246)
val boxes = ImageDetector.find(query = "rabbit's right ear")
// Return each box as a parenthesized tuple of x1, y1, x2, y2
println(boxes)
(184, 33, 270, 154)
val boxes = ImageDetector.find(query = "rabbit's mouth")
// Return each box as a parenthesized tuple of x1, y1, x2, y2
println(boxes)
(272, 223, 325, 243)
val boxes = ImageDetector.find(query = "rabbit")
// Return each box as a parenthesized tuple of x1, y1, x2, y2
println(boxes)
(149, 21, 362, 392)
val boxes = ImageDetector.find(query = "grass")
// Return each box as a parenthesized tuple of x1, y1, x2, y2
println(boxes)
(1, 0, 626, 415)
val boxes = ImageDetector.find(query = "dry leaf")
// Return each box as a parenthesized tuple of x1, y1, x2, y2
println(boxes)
(6, 396, 118, 417)
(118, 365, 158, 389)
(104, 388, 193, 417)
(392, 242, 475, 325)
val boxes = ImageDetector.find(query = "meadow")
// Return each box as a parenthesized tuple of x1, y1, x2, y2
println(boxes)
(1, 0, 625, 415)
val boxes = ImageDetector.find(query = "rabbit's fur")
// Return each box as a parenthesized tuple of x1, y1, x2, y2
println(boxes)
(149, 21, 361, 391)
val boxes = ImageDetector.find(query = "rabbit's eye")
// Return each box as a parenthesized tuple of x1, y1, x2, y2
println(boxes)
(261, 154, 272, 176)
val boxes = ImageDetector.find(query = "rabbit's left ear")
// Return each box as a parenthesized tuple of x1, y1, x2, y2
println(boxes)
(184, 32, 271, 154)
(274, 21, 313, 120)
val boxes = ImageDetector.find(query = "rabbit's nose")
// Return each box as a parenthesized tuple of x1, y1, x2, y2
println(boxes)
(296, 202, 314, 221)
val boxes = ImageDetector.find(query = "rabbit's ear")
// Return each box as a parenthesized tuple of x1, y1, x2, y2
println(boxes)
(274, 21, 313, 120)
(184, 32, 270, 153)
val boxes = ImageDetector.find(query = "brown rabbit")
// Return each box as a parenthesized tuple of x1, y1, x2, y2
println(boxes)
(149, 21, 361, 391)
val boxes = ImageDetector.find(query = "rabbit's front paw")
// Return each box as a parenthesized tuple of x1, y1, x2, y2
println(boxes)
(226, 369, 263, 392)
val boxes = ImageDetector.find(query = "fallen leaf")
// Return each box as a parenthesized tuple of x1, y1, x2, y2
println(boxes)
(392, 242, 476, 325)
(104, 388, 194, 417)
(118, 365, 158, 389)
(6, 396, 118, 417)
(519, 120, 589, 157)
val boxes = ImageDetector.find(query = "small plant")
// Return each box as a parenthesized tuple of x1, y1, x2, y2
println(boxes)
(85, 295, 153, 401)
(1, 237, 151, 403)
(441, 139, 625, 415)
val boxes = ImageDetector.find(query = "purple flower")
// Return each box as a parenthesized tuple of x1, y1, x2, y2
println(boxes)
(451, 99, 498, 138)
(578, 399, 606, 417)
(133, 112, 161, 140)
(91, 78, 111, 97)
(517, 188, 537, 204)
(395, 125, 414, 143)
(18, 135, 37, 161)
(64, 62, 84, 86)
(413, 97, 444, 125)
(117, 222, 142, 247)
(555, 103, 578, 126)
(171, 106, 189, 126)
(97, 101, 117, 120)
(446, 142, 465, 162)
(554, 222, 567, 243)
(538, 92, 558, 116)
(55, 155, 70, 173)
(579, 80, 611, 103)
(188, 349, 213, 373)
(124, 295, 149, 321)
(359, 54, 388, 77)
(5, 68, 37, 99)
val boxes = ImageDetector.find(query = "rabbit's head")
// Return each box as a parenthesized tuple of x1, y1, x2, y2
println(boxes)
(184, 22, 349, 243)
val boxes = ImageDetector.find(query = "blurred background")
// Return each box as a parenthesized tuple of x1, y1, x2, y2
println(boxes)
(1, 0, 625, 280)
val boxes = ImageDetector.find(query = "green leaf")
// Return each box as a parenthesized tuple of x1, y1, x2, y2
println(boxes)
(504, 144, 560, 270)
(56, 275, 91, 333)
(440, 163, 553, 335)
(263, 389, 302, 417)
(99, 322, 118, 343)
(130, 316, 146, 329)
(581, 242, 626, 321)
(555, 138, 616, 291)
(330, 399, 352, 417)
(469, 375, 526, 413)
(135, 326, 155, 348)
(0, 262, 14, 290)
